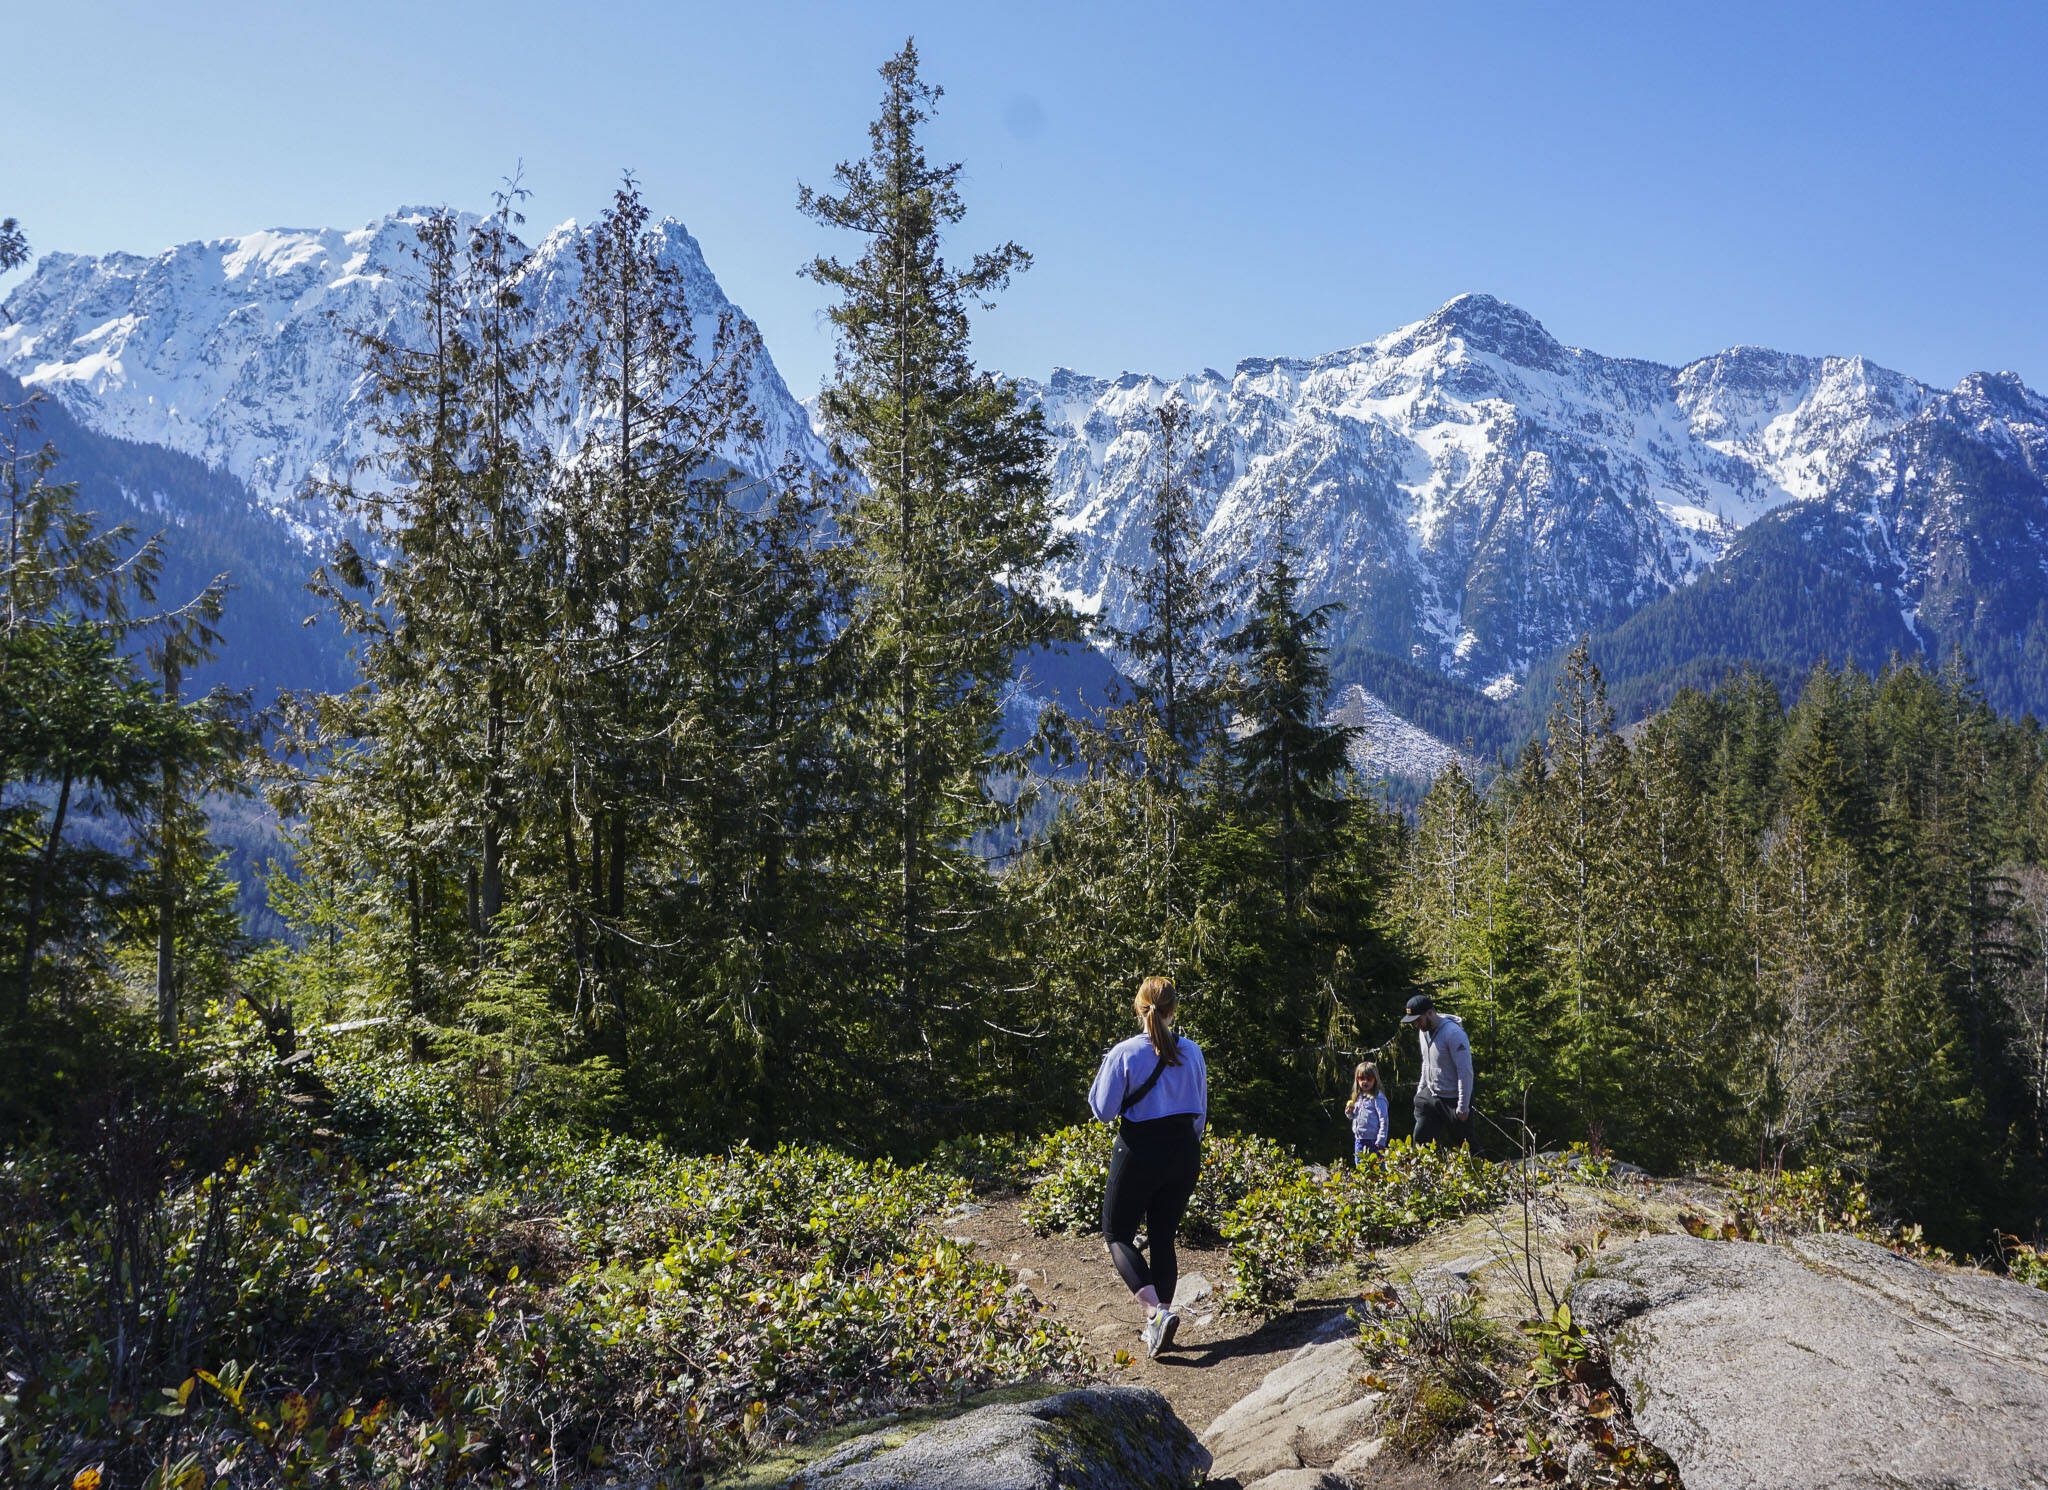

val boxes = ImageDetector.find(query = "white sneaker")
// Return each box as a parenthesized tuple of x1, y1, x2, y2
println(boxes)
(1142, 1308, 1180, 1358)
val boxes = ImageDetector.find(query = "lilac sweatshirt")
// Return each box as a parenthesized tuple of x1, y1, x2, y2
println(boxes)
(1349, 1090, 1389, 1152)
(1088, 1034, 1208, 1135)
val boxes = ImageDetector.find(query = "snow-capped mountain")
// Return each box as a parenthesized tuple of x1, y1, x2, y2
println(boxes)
(1022, 294, 1960, 689)
(0, 209, 827, 537)
(1844, 369, 2048, 647)
(1531, 364, 2048, 728)
(9, 217, 2047, 744)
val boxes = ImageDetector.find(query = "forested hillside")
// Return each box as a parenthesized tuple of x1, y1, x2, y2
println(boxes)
(0, 371, 351, 700)
(1404, 649, 2048, 1242)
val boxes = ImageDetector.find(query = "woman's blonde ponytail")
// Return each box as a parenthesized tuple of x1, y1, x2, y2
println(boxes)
(1135, 976, 1182, 1066)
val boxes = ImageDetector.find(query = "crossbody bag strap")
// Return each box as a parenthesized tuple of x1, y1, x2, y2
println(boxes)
(1119, 1052, 1170, 1117)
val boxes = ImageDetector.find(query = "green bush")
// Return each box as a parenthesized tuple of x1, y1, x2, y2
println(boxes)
(1222, 1141, 1510, 1308)
(1717, 1162, 1879, 1239)
(1019, 1124, 1298, 1245)
(1020, 1125, 1509, 1311)
(2006, 1239, 2048, 1292)
(0, 1048, 1089, 1488)
(922, 1131, 1036, 1196)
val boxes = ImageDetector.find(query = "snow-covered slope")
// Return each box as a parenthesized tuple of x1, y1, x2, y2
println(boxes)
(1021, 294, 1946, 686)
(0, 210, 826, 535)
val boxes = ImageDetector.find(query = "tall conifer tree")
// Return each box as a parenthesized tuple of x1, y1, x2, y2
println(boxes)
(553, 173, 763, 1010)
(1117, 395, 1223, 766)
(799, 41, 1070, 1056)
(1224, 506, 1353, 924)
(304, 192, 552, 1023)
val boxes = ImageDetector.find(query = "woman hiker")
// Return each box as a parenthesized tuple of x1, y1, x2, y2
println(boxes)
(1346, 1059, 1389, 1160)
(1088, 975, 1208, 1359)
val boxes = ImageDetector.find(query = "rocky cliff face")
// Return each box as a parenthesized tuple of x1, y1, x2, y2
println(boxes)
(0, 209, 826, 536)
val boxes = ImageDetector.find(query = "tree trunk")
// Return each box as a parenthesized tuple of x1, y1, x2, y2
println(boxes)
(561, 790, 589, 1021)
(17, 768, 74, 1019)
(156, 659, 181, 1042)
(482, 647, 505, 930)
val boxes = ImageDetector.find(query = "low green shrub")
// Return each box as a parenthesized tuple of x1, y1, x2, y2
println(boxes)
(1679, 1163, 1952, 1263)
(1718, 1162, 1878, 1239)
(1019, 1123, 1115, 1235)
(1222, 1141, 1510, 1308)
(2005, 1238, 2048, 1291)
(0, 1048, 1089, 1488)
(1023, 1125, 1510, 1311)
(1019, 1124, 1297, 1245)
(922, 1131, 1036, 1196)
(1354, 1278, 1504, 1458)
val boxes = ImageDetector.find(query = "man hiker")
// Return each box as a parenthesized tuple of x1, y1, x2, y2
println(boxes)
(1402, 994, 1474, 1148)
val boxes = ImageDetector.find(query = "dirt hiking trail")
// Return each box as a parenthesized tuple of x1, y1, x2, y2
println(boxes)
(947, 1195, 1361, 1436)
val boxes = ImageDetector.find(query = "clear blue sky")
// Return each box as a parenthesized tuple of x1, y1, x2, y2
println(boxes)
(5, 0, 2045, 396)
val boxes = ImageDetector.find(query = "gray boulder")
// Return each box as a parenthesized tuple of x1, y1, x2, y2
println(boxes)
(1574, 1232, 2048, 1490)
(788, 1387, 1210, 1489)
(1203, 1316, 1385, 1487)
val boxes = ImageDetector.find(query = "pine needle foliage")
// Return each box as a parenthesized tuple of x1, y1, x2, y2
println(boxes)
(798, 40, 1074, 1106)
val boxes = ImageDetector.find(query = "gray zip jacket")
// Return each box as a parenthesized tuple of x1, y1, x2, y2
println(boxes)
(1418, 1014, 1474, 1112)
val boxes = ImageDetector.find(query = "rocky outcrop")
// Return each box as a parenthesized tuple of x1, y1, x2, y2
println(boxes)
(787, 1386, 1209, 1490)
(1202, 1318, 1386, 1490)
(1573, 1232, 2048, 1490)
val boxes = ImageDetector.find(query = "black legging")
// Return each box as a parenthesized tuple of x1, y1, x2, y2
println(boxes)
(1102, 1114, 1201, 1308)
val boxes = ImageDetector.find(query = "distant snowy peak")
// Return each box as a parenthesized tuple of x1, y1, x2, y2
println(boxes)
(1673, 347, 1932, 502)
(1393, 290, 1571, 372)
(0, 209, 827, 526)
(1020, 294, 1991, 685)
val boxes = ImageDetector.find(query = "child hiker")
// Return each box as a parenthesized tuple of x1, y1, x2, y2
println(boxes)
(1346, 1060, 1389, 1160)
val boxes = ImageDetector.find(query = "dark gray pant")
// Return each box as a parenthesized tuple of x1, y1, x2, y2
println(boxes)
(1413, 1094, 1473, 1150)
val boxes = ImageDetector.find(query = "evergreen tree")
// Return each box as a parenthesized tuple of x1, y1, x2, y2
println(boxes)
(140, 578, 244, 1039)
(2, 350, 247, 1029)
(1448, 871, 1559, 1138)
(309, 192, 552, 985)
(1520, 639, 1632, 1125)
(1780, 661, 1877, 850)
(799, 40, 1071, 1092)
(1608, 711, 1741, 1166)
(1116, 395, 1224, 766)
(550, 171, 764, 1017)
(0, 216, 25, 287)
(1224, 511, 1354, 925)
(1407, 761, 1489, 972)
(638, 466, 874, 1144)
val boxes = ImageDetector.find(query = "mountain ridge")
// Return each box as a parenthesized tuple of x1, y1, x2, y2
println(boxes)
(9, 220, 2047, 757)
(0, 208, 828, 530)
(1021, 292, 2047, 728)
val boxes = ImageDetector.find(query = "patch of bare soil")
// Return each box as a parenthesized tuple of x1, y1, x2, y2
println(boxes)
(946, 1194, 1366, 1435)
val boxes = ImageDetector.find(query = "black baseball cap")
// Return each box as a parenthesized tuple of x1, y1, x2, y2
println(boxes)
(1400, 994, 1434, 1025)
